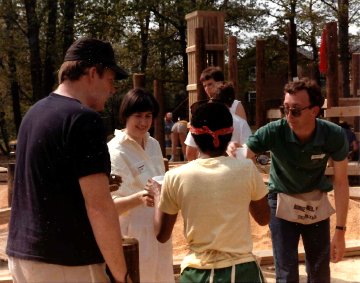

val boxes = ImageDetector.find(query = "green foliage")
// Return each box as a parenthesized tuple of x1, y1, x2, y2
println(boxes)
(0, 0, 358, 142)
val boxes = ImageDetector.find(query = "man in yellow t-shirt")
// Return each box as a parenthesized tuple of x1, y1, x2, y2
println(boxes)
(146, 103, 270, 283)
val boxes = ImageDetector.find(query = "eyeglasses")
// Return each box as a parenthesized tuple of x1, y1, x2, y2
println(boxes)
(279, 105, 313, 117)
(190, 99, 222, 114)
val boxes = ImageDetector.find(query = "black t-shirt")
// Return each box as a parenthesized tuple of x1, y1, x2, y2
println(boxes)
(6, 93, 111, 266)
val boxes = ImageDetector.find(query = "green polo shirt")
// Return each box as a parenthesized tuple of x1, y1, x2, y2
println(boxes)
(246, 118, 348, 194)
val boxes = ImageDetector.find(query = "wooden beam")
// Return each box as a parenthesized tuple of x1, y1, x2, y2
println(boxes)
(322, 97, 360, 109)
(256, 39, 266, 129)
(329, 187, 360, 200)
(326, 22, 339, 124)
(287, 23, 297, 82)
(353, 53, 360, 132)
(195, 28, 207, 101)
(324, 106, 360, 117)
(228, 36, 238, 100)
(266, 109, 282, 119)
(186, 44, 227, 53)
(133, 74, 146, 88)
(173, 241, 360, 271)
(154, 80, 166, 157)
(257, 163, 360, 176)
(185, 11, 227, 20)
(186, 84, 197, 91)
(0, 208, 11, 226)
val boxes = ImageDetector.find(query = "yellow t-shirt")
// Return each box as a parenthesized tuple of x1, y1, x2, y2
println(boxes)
(159, 156, 268, 272)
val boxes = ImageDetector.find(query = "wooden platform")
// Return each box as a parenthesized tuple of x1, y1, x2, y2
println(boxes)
(172, 241, 360, 273)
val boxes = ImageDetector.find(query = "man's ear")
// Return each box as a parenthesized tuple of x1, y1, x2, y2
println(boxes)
(312, 105, 320, 117)
(87, 67, 97, 82)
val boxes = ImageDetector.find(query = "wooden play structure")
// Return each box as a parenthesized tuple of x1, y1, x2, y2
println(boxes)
(0, 10, 359, 283)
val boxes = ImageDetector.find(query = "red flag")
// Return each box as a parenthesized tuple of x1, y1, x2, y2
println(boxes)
(319, 29, 326, 74)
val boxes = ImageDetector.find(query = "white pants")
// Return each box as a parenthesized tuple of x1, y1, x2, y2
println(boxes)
(8, 256, 110, 283)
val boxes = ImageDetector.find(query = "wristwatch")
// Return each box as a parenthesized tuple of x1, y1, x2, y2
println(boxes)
(336, 226, 346, 231)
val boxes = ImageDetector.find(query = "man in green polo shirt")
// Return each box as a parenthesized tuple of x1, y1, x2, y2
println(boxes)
(243, 78, 349, 282)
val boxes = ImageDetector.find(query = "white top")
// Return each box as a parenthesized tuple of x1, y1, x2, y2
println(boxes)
(159, 156, 268, 272)
(230, 99, 240, 114)
(108, 130, 174, 283)
(185, 113, 252, 147)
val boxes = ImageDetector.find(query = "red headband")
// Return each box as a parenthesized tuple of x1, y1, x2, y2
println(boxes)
(190, 125, 234, 147)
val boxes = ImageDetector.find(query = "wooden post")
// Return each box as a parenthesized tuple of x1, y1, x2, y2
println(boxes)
(228, 36, 238, 99)
(154, 80, 166, 157)
(287, 23, 297, 82)
(122, 237, 140, 283)
(133, 74, 145, 89)
(256, 39, 266, 129)
(7, 163, 15, 207)
(353, 53, 360, 131)
(195, 28, 207, 101)
(326, 22, 339, 125)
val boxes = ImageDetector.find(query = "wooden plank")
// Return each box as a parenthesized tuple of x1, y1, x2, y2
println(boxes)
(257, 163, 360, 176)
(186, 84, 197, 91)
(173, 241, 360, 270)
(329, 187, 360, 200)
(185, 11, 227, 20)
(266, 109, 282, 119)
(186, 44, 227, 53)
(0, 208, 11, 226)
(324, 106, 360, 117)
(323, 98, 360, 109)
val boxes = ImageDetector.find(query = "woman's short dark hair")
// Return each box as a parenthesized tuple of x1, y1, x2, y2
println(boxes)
(213, 82, 235, 108)
(284, 78, 324, 109)
(191, 103, 233, 154)
(119, 88, 159, 124)
(58, 61, 105, 84)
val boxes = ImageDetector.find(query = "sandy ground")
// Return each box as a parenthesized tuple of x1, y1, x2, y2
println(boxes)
(0, 173, 360, 282)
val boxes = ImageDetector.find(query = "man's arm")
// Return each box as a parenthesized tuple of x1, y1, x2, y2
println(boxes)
(331, 158, 349, 263)
(235, 103, 247, 121)
(226, 142, 256, 160)
(79, 173, 127, 282)
(249, 196, 271, 226)
(186, 145, 199, 161)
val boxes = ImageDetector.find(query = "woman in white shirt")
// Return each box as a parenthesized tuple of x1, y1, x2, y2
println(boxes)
(108, 88, 174, 283)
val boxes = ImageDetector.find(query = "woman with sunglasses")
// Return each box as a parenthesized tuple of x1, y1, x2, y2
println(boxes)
(146, 102, 270, 283)
(108, 88, 174, 283)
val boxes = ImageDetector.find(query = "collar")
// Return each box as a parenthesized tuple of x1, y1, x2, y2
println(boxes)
(114, 129, 150, 145)
(285, 118, 325, 147)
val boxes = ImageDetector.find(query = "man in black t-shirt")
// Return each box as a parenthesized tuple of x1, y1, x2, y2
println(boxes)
(6, 38, 131, 283)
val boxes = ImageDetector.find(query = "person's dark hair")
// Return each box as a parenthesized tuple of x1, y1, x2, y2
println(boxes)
(212, 82, 235, 108)
(119, 88, 159, 124)
(200, 66, 224, 82)
(191, 103, 233, 154)
(284, 78, 324, 109)
(58, 61, 105, 84)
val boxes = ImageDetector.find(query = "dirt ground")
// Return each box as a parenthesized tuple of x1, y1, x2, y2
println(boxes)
(0, 168, 360, 282)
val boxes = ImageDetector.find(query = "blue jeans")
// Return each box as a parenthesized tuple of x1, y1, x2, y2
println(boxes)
(268, 193, 331, 283)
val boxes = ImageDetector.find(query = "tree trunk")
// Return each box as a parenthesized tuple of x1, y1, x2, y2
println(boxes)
(24, 0, 43, 102)
(5, 1, 22, 134)
(43, 0, 58, 97)
(338, 0, 350, 97)
(63, 0, 75, 57)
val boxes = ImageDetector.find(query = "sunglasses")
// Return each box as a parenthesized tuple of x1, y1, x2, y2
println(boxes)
(190, 99, 223, 114)
(279, 105, 313, 117)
